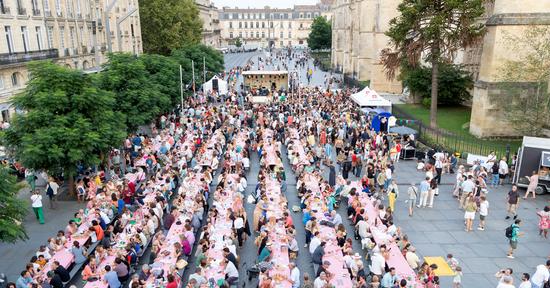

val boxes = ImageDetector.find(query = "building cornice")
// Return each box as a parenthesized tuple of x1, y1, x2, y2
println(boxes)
(486, 13, 550, 26)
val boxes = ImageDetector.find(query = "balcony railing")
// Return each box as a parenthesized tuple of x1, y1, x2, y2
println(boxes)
(0, 49, 59, 65)
(17, 7, 26, 15)
(32, 8, 40, 16)
(1, 6, 11, 14)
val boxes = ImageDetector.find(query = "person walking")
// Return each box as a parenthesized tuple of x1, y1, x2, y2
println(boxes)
(524, 171, 539, 199)
(407, 183, 418, 217)
(46, 177, 59, 209)
(499, 157, 509, 185)
(506, 219, 523, 259)
(30, 190, 45, 224)
(387, 179, 399, 212)
(506, 185, 520, 220)
(537, 206, 550, 239)
(417, 177, 430, 208)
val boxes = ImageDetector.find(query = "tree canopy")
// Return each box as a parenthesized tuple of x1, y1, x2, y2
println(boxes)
(0, 166, 28, 243)
(498, 27, 550, 137)
(402, 64, 474, 106)
(381, 0, 485, 128)
(139, 0, 203, 55)
(307, 16, 332, 50)
(99, 53, 171, 132)
(3, 61, 126, 180)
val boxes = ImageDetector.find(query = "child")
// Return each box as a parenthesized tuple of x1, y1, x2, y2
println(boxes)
(453, 266, 462, 288)
(446, 254, 459, 271)
(478, 196, 489, 230)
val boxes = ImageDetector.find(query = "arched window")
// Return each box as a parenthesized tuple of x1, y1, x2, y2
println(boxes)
(11, 72, 22, 87)
(83, 60, 89, 70)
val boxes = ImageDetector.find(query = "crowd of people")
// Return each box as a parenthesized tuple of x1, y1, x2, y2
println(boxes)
(6, 48, 550, 288)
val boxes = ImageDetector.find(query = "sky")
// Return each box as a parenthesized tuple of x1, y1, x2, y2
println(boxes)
(212, 0, 319, 9)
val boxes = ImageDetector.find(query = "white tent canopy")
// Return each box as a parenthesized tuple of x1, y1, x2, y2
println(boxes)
(350, 87, 392, 113)
(202, 75, 228, 95)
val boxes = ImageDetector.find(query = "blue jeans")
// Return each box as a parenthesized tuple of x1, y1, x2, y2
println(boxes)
(492, 174, 499, 186)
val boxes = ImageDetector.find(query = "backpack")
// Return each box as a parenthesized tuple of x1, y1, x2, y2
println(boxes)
(505, 225, 514, 238)
(46, 184, 54, 197)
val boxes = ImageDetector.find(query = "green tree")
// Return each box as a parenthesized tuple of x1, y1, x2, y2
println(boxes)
(402, 64, 474, 106)
(99, 53, 170, 131)
(381, 0, 485, 128)
(171, 44, 224, 87)
(497, 27, 550, 136)
(307, 16, 332, 50)
(0, 166, 28, 243)
(235, 38, 243, 48)
(139, 0, 203, 55)
(139, 54, 181, 107)
(3, 62, 126, 193)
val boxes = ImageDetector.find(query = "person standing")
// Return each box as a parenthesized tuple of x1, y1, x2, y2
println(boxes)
(537, 206, 550, 239)
(25, 169, 36, 192)
(289, 262, 300, 288)
(478, 195, 489, 231)
(31, 190, 45, 224)
(464, 195, 477, 232)
(530, 260, 550, 288)
(417, 177, 430, 208)
(524, 171, 539, 199)
(499, 157, 509, 185)
(507, 219, 523, 259)
(506, 185, 520, 220)
(434, 156, 443, 184)
(407, 183, 418, 217)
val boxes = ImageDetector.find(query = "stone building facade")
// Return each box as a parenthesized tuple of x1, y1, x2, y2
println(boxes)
(218, 4, 329, 49)
(0, 0, 142, 121)
(330, 0, 402, 93)
(469, 0, 550, 137)
(196, 0, 221, 48)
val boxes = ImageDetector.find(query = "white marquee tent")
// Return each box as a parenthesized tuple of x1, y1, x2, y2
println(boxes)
(350, 86, 393, 113)
(202, 75, 228, 95)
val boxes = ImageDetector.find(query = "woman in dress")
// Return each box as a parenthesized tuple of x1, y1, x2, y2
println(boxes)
(523, 171, 539, 199)
(537, 206, 550, 238)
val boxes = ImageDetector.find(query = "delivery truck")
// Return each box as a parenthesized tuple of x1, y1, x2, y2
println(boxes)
(512, 136, 550, 194)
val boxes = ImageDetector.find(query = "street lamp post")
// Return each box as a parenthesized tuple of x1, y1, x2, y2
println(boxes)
(116, 7, 137, 52)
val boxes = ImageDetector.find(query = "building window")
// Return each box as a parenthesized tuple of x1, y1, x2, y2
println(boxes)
(280, 31, 283, 38)
(21, 26, 29, 52)
(0, 75, 4, 90)
(11, 72, 21, 87)
(4, 26, 14, 54)
(43, 0, 50, 12)
(288, 22, 291, 28)
(245, 32, 248, 38)
(270, 22, 273, 28)
(239, 32, 242, 38)
(307, 13, 311, 18)
(288, 32, 291, 38)
(256, 32, 259, 38)
(55, 0, 61, 14)
(249, 22, 253, 29)
(300, 23, 303, 29)
(69, 27, 75, 48)
(59, 26, 65, 49)
(300, 13, 303, 18)
(256, 22, 259, 28)
(229, 32, 233, 38)
(314, 12, 319, 17)
(280, 41, 283, 46)
(229, 22, 232, 28)
(47, 26, 54, 48)
(76, 0, 81, 15)
(35, 26, 42, 50)
(261, 32, 265, 38)
(79, 26, 84, 46)
(262, 22, 265, 28)
(238, 22, 242, 28)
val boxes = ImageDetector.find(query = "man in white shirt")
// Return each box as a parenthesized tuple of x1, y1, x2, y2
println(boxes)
(309, 232, 321, 254)
(369, 250, 386, 277)
(519, 273, 532, 288)
(531, 261, 550, 288)
(313, 272, 328, 288)
(289, 262, 300, 288)
(31, 191, 45, 224)
(223, 258, 239, 285)
(405, 246, 420, 270)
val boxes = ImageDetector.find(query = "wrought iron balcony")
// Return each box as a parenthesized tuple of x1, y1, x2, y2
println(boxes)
(1, 6, 11, 14)
(0, 49, 59, 65)
(32, 8, 40, 16)
(17, 7, 26, 15)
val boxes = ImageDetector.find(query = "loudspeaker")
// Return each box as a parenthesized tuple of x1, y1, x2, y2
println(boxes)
(212, 79, 219, 91)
